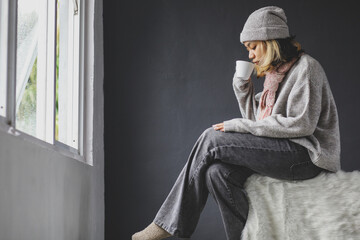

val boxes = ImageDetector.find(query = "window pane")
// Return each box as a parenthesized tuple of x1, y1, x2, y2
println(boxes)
(56, 0, 80, 150)
(16, 59, 37, 135)
(15, 0, 39, 135)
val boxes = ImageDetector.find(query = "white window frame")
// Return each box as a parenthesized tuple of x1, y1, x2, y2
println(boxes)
(0, 0, 9, 118)
(57, 0, 81, 151)
(0, 0, 94, 166)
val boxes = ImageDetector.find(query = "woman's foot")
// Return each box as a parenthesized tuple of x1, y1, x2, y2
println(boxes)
(132, 222, 172, 240)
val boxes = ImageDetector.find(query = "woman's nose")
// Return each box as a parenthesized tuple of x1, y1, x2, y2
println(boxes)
(248, 51, 255, 60)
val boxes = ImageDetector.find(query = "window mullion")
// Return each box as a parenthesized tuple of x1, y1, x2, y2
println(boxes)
(66, 2, 74, 147)
(35, 0, 55, 144)
(0, 0, 9, 118)
(35, 0, 48, 142)
(72, 2, 80, 150)
(7, 0, 17, 127)
(45, 0, 56, 144)
(78, 0, 85, 158)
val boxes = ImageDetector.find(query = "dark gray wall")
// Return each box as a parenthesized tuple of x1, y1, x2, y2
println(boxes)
(104, 1, 360, 239)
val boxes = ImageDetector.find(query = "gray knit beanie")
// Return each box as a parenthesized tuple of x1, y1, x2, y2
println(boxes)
(240, 6, 290, 43)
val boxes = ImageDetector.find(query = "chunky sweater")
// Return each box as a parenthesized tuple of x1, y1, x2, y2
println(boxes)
(223, 54, 341, 173)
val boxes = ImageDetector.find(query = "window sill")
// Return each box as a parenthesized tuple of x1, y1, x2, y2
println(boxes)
(0, 118, 89, 165)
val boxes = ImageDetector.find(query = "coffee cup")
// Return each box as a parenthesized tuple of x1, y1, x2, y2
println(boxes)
(235, 60, 255, 80)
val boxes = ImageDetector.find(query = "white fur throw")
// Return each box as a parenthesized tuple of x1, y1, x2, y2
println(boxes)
(241, 170, 360, 240)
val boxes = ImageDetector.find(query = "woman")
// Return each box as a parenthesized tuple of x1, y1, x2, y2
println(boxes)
(132, 6, 340, 240)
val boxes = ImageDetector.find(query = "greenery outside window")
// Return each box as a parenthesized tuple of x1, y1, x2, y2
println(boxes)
(0, 0, 90, 164)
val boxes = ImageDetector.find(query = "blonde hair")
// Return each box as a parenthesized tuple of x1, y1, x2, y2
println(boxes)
(255, 38, 302, 77)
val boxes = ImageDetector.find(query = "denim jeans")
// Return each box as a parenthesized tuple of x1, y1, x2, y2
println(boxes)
(153, 127, 325, 240)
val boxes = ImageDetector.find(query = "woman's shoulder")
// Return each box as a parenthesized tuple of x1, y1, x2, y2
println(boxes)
(292, 53, 327, 83)
(285, 53, 328, 89)
(296, 53, 325, 74)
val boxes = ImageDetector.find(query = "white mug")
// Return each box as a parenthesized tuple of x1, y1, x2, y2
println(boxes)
(235, 60, 255, 80)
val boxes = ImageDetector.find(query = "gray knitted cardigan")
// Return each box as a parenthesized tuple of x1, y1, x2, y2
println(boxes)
(223, 54, 341, 173)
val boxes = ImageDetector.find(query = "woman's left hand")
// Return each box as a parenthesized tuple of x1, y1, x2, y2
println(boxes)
(212, 123, 225, 132)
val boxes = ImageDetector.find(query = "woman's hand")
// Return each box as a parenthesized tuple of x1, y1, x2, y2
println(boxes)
(212, 123, 225, 132)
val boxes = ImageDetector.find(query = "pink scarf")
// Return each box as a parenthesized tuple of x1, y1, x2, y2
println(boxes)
(257, 57, 299, 121)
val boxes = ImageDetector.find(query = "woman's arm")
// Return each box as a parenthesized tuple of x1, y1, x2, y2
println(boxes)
(232, 72, 258, 121)
(223, 73, 322, 138)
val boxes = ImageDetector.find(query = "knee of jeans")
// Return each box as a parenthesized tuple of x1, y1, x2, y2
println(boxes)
(205, 162, 230, 188)
(201, 127, 215, 138)
(200, 127, 221, 146)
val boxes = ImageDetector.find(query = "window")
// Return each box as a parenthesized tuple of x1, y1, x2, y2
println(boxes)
(0, 0, 92, 164)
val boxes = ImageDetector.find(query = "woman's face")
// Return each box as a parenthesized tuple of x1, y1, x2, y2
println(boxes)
(244, 41, 266, 65)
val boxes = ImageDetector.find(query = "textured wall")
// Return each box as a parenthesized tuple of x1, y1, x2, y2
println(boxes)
(104, 1, 360, 239)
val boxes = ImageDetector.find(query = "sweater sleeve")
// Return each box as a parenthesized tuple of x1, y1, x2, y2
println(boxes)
(232, 72, 258, 121)
(223, 71, 322, 138)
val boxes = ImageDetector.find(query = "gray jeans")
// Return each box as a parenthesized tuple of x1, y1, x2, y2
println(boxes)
(153, 127, 325, 239)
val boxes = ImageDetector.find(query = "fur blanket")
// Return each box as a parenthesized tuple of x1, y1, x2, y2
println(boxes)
(241, 170, 360, 240)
